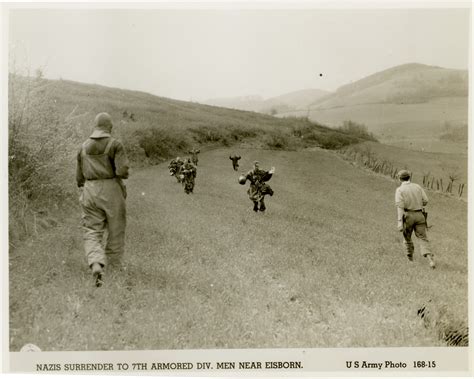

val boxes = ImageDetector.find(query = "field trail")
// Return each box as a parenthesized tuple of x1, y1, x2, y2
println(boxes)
(9, 147, 468, 350)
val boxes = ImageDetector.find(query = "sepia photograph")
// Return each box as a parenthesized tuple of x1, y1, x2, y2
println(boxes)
(2, 0, 471, 375)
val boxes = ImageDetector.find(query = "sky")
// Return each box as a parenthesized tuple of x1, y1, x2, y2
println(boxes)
(7, 5, 470, 102)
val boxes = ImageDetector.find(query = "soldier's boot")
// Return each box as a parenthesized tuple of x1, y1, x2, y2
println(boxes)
(404, 240, 414, 262)
(253, 202, 259, 212)
(91, 263, 104, 287)
(259, 201, 266, 212)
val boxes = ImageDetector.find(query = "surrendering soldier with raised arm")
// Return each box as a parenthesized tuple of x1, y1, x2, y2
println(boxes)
(229, 154, 241, 171)
(239, 161, 275, 212)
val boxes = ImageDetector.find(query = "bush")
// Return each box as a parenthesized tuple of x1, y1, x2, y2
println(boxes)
(338, 120, 377, 142)
(137, 127, 190, 163)
(264, 132, 289, 150)
(191, 126, 226, 144)
(318, 133, 359, 149)
(9, 74, 79, 240)
(227, 126, 260, 141)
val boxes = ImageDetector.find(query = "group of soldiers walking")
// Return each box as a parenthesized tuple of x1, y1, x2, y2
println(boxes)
(77, 112, 435, 287)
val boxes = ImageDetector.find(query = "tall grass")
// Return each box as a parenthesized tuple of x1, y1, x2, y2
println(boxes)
(8, 74, 82, 241)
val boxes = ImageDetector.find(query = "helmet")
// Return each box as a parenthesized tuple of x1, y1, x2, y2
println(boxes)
(94, 112, 113, 129)
(238, 175, 247, 185)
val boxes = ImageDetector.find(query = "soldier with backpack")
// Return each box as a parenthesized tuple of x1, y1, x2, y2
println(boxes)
(181, 158, 197, 194)
(76, 113, 130, 286)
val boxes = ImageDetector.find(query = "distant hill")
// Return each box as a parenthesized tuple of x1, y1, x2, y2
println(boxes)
(310, 63, 468, 109)
(260, 88, 330, 114)
(203, 88, 329, 114)
(203, 95, 265, 112)
(278, 63, 468, 152)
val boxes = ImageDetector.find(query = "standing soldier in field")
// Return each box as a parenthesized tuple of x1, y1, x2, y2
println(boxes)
(181, 158, 197, 194)
(239, 161, 275, 212)
(395, 169, 435, 268)
(76, 112, 130, 286)
(188, 148, 200, 166)
(229, 154, 241, 171)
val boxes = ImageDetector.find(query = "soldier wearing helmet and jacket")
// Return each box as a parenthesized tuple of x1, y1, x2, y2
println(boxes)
(76, 112, 130, 286)
(240, 161, 274, 212)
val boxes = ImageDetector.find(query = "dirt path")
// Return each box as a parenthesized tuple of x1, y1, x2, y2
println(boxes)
(9, 147, 468, 350)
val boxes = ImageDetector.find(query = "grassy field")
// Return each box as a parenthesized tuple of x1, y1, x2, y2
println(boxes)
(9, 147, 468, 350)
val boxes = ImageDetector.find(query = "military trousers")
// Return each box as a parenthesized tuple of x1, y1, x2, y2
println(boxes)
(402, 210, 432, 257)
(81, 179, 126, 267)
(183, 177, 195, 194)
(253, 199, 266, 212)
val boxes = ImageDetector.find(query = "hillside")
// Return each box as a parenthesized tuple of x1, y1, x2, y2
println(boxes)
(261, 88, 330, 114)
(203, 95, 265, 112)
(311, 63, 468, 109)
(13, 77, 368, 158)
(10, 75, 377, 173)
(203, 88, 329, 114)
(9, 75, 375, 243)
